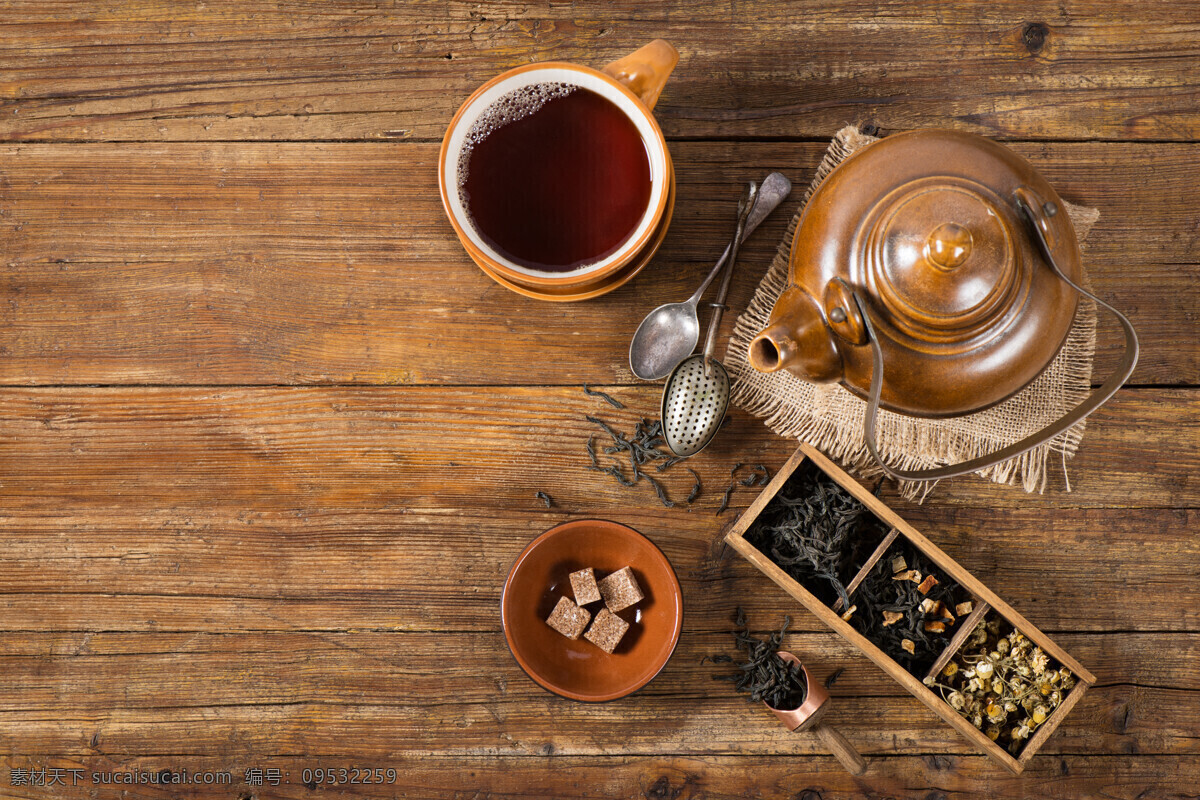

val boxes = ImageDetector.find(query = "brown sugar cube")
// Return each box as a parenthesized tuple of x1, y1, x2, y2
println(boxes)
(598, 566, 644, 612)
(545, 596, 591, 640)
(583, 608, 630, 654)
(568, 567, 602, 605)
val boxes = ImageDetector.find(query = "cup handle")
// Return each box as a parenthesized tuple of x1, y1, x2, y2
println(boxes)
(602, 40, 679, 110)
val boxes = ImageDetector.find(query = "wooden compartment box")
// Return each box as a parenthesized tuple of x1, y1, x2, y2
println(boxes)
(724, 444, 1094, 774)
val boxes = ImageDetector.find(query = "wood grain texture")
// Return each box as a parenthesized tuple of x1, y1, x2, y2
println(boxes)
(0, 141, 1195, 386)
(0, 1, 1195, 796)
(0, 631, 1193, 757)
(0, 755, 1197, 800)
(1, 501, 1194, 633)
(0, 1, 1197, 143)
(0, 387, 1192, 521)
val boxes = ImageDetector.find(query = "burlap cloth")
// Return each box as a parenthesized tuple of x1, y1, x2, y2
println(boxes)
(725, 126, 1100, 500)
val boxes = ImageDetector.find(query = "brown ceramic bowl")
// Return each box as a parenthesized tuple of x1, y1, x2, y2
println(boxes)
(501, 519, 683, 702)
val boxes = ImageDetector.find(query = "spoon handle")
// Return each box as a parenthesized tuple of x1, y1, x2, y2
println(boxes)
(685, 171, 792, 307)
(702, 182, 758, 364)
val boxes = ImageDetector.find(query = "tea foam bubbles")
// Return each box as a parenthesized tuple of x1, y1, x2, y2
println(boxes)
(456, 81, 576, 197)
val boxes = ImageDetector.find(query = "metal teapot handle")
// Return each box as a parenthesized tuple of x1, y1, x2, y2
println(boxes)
(853, 195, 1139, 482)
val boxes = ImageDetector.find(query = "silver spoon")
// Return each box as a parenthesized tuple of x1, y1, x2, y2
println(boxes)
(629, 171, 791, 381)
(661, 182, 758, 458)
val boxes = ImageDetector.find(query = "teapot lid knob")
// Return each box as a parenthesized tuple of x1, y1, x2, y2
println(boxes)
(925, 222, 973, 271)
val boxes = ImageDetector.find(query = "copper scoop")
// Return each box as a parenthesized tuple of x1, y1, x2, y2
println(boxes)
(769, 652, 866, 776)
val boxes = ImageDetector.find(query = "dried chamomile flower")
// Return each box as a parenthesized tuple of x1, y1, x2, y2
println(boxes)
(932, 616, 1073, 757)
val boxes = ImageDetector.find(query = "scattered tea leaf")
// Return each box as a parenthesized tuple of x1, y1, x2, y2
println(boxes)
(582, 384, 624, 409)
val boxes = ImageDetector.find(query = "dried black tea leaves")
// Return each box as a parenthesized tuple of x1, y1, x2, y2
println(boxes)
(685, 468, 702, 504)
(534, 491, 553, 508)
(846, 542, 966, 678)
(582, 384, 625, 409)
(743, 461, 889, 607)
(581, 414, 775, 514)
(716, 463, 772, 516)
(583, 415, 695, 508)
(709, 608, 807, 711)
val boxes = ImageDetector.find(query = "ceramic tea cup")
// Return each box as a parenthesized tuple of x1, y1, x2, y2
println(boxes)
(439, 40, 678, 293)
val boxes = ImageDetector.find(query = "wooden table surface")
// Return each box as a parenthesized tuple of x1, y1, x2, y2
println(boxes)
(1, 3, 1196, 798)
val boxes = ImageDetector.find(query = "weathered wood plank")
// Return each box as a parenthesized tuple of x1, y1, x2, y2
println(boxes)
(0, 142, 1195, 385)
(0, 389, 1194, 633)
(1, 1, 1198, 142)
(0, 387, 1191, 516)
(2, 631, 1191, 703)
(0, 681, 1189, 758)
(1, 754, 1196, 800)
(0, 628, 1191, 745)
(0, 507, 1191, 633)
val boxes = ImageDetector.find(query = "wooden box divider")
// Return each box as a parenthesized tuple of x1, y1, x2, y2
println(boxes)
(723, 443, 1095, 774)
(833, 526, 899, 612)
(924, 600, 992, 682)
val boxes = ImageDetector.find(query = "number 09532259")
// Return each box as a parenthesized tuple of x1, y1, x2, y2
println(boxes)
(301, 768, 397, 785)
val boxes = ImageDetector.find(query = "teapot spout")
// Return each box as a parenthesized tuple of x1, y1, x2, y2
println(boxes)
(748, 287, 843, 382)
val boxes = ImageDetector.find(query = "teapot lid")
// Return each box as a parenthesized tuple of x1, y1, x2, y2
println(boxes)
(869, 178, 1019, 340)
(789, 129, 1082, 416)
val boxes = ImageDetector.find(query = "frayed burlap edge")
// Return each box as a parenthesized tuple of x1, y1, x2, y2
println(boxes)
(725, 126, 1099, 501)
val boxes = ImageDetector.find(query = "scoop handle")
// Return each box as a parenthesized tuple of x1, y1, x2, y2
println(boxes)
(814, 724, 867, 776)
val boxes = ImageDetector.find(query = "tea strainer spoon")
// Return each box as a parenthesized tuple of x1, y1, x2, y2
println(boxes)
(661, 181, 758, 457)
(629, 172, 791, 381)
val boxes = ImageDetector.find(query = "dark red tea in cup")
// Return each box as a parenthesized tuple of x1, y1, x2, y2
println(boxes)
(457, 83, 652, 273)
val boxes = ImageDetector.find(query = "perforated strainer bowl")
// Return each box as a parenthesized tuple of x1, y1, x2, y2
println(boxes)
(661, 355, 730, 457)
(659, 180, 758, 458)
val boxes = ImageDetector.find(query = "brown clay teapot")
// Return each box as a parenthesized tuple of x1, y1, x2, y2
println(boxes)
(748, 130, 1138, 481)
